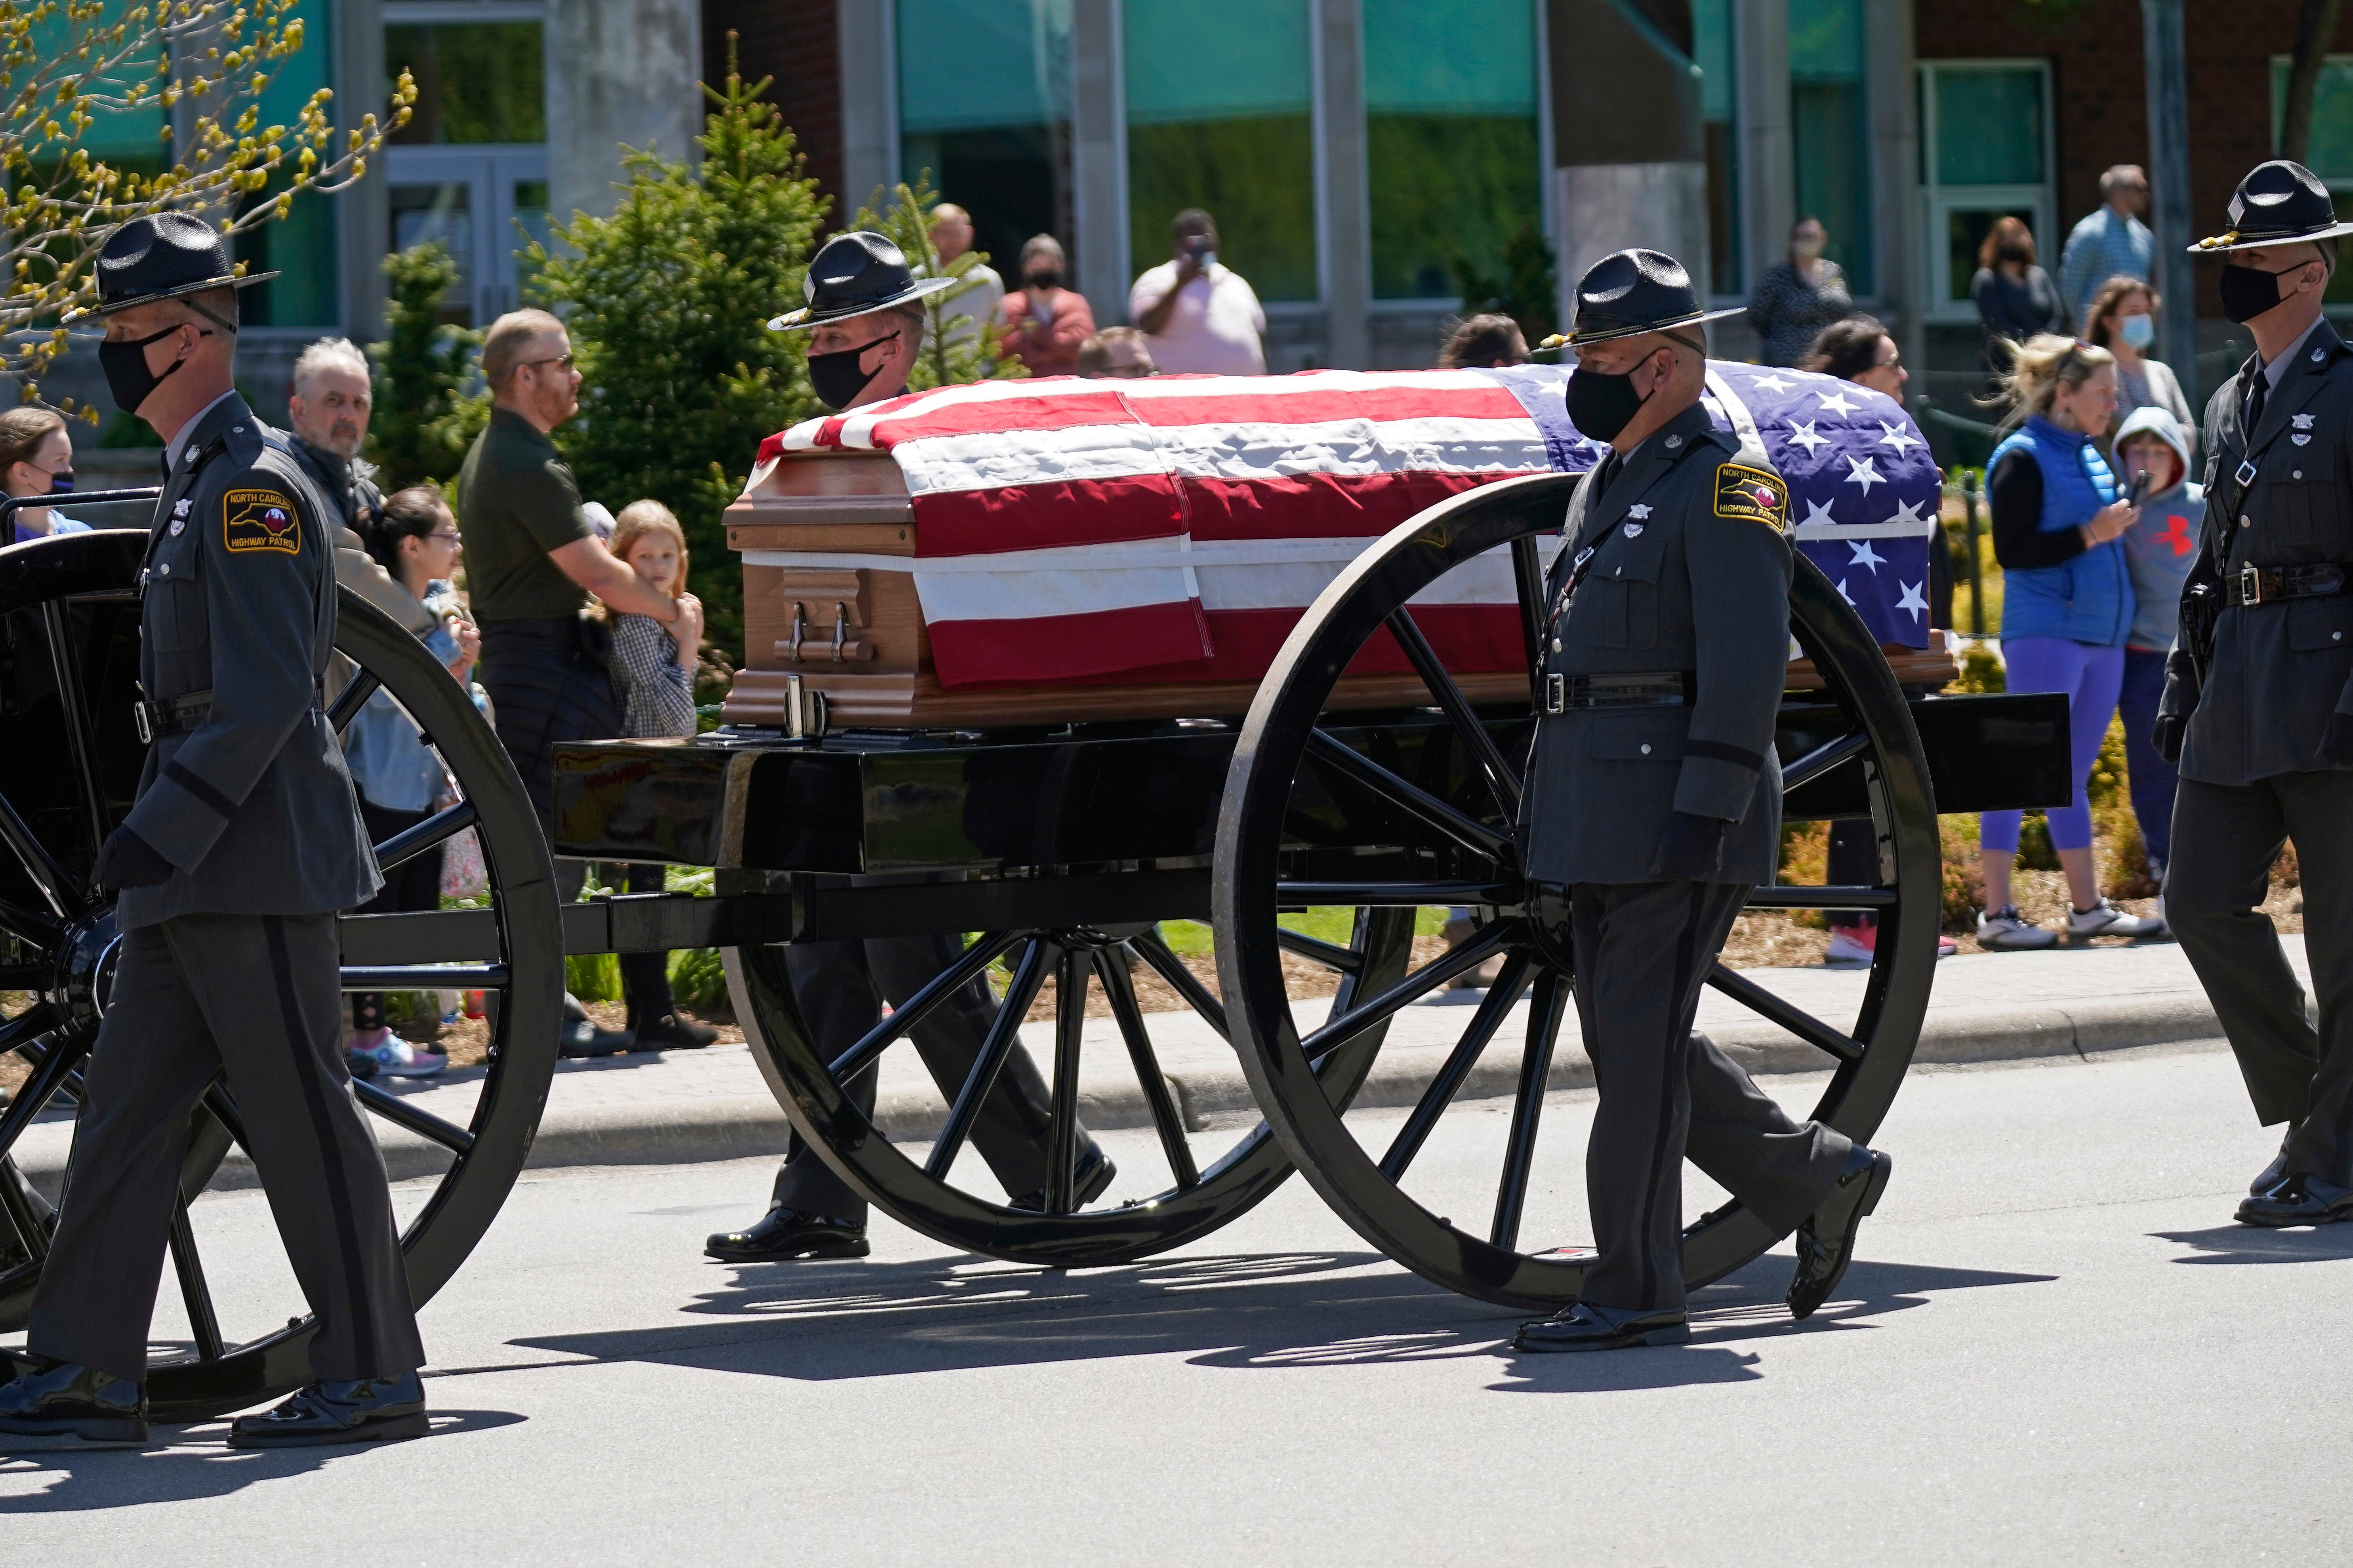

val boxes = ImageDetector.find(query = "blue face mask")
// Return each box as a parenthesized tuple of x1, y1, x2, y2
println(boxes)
(2118, 313, 2155, 351)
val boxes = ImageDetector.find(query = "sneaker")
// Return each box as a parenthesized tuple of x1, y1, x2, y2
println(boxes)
(1824, 924, 1876, 964)
(2067, 898, 2166, 939)
(1937, 934, 1958, 958)
(368, 1036, 447, 1078)
(1976, 906, 2057, 951)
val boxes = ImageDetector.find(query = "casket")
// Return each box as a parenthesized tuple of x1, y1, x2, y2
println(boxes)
(721, 368, 1955, 731)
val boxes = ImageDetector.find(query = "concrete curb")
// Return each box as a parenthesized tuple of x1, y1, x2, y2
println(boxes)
(12, 989, 2237, 1200)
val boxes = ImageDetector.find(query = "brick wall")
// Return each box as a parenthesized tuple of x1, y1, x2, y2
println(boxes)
(1914, 0, 2353, 318)
(702, 0, 845, 222)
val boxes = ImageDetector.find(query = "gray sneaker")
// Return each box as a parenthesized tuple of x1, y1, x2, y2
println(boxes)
(1977, 906, 2057, 950)
(2067, 898, 2165, 939)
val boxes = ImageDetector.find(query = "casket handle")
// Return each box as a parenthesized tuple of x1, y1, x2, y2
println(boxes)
(778, 599, 874, 664)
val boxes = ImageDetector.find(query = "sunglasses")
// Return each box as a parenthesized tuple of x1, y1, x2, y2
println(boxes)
(521, 354, 576, 373)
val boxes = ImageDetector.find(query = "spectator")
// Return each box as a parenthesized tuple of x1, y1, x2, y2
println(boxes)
(455, 308, 686, 1056)
(341, 486, 480, 1078)
(1746, 215, 1853, 368)
(0, 407, 90, 541)
(2082, 274, 2196, 451)
(927, 202, 1004, 351)
(1972, 216, 2066, 356)
(1437, 313, 1529, 369)
(1975, 334, 2164, 950)
(282, 336, 447, 644)
(597, 499, 717, 1051)
(995, 234, 1096, 377)
(2111, 405, 2202, 930)
(2057, 164, 2154, 331)
(1129, 208, 1267, 375)
(1075, 326, 1157, 379)
(1801, 316, 1956, 964)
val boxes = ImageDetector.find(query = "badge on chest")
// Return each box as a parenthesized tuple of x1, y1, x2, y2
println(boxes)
(223, 488, 301, 556)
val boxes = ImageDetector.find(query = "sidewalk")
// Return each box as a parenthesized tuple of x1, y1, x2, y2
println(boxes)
(11, 938, 2284, 1195)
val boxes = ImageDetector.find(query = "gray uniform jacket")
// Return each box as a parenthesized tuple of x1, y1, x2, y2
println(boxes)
(2159, 318, 2353, 785)
(116, 394, 382, 928)
(1523, 400, 1793, 886)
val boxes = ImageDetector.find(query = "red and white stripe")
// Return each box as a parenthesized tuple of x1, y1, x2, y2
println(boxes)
(749, 370, 1554, 689)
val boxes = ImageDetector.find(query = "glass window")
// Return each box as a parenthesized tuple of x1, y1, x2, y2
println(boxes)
(388, 183, 476, 325)
(2271, 57, 2353, 303)
(1933, 67, 2043, 187)
(896, 0, 1073, 279)
(1919, 62, 2051, 316)
(1789, 0, 1872, 295)
(387, 21, 547, 144)
(1693, 0, 1741, 296)
(233, 1, 339, 327)
(1123, 0, 1316, 303)
(1363, 0, 1539, 302)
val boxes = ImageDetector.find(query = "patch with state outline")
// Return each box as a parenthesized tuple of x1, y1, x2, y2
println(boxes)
(1713, 463, 1789, 530)
(223, 488, 301, 555)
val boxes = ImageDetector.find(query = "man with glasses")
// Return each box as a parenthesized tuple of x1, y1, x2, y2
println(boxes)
(456, 310, 688, 1056)
(1075, 326, 1157, 379)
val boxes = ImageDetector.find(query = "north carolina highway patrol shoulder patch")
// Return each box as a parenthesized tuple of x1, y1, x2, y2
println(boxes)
(1713, 463, 1789, 530)
(223, 488, 301, 555)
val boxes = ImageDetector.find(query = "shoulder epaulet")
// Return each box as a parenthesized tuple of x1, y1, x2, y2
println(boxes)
(1713, 461, 1789, 531)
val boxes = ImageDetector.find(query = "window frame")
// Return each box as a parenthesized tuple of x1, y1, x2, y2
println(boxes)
(1916, 57, 2056, 326)
(2269, 53, 2353, 316)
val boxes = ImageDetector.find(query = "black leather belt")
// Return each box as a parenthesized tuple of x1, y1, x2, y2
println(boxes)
(2225, 562, 2347, 608)
(1542, 670, 1693, 716)
(133, 690, 212, 742)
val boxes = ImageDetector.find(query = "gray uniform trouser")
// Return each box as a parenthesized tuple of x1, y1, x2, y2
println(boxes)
(769, 934, 1101, 1223)
(1571, 879, 1853, 1315)
(29, 913, 422, 1384)
(2169, 770, 2353, 1183)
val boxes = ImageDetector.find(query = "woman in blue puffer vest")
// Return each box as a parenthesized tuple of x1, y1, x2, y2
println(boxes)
(1976, 334, 2166, 950)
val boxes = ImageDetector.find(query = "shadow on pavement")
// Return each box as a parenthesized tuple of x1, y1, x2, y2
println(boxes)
(2153, 1223, 2353, 1264)
(505, 1248, 2048, 1393)
(0, 1408, 524, 1513)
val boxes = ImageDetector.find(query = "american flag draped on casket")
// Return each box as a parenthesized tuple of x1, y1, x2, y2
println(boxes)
(728, 364, 1941, 723)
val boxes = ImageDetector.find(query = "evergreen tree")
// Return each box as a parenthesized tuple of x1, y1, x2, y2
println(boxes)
(1452, 219, 1560, 347)
(366, 242, 486, 489)
(528, 51, 830, 659)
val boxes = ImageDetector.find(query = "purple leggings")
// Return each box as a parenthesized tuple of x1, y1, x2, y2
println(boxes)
(1980, 636, 2126, 855)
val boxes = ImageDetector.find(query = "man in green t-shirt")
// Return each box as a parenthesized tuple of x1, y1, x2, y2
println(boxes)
(457, 309, 687, 1054)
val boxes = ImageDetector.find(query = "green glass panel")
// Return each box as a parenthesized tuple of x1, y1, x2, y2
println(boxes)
(1123, 0, 1315, 301)
(233, 184, 338, 326)
(1933, 68, 2043, 187)
(897, 0, 1070, 134)
(387, 22, 546, 145)
(1363, 0, 1538, 300)
(1789, 0, 1864, 80)
(1694, 0, 1741, 292)
(2275, 58, 2353, 185)
(1792, 80, 1872, 294)
(1693, 0, 1738, 120)
(28, 1, 166, 162)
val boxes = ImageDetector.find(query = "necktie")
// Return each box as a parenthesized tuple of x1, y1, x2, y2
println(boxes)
(2245, 370, 2269, 438)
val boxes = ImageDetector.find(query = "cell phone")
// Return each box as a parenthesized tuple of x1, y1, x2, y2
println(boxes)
(2126, 469, 2153, 506)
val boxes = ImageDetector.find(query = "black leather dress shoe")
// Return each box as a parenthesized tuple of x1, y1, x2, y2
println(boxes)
(1513, 1303, 1691, 1353)
(705, 1207, 870, 1263)
(559, 1015, 635, 1057)
(0, 1360, 148, 1449)
(631, 1011, 718, 1050)
(1008, 1149, 1117, 1213)
(2236, 1173, 2353, 1227)
(1787, 1144, 1893, 1320)
(229, 1372, 427, 1448)
(2252, 1135, 2293, 1197)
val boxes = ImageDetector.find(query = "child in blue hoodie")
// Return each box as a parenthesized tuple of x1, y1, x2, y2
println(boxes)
(2111, 404, 2204, 918)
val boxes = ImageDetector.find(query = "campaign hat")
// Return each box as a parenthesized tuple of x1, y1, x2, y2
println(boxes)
(2190, 159, 2353, 253)
(67, 211, 276, 321)
(768, 230, 957, 331)
(1550, 248, 1742, 347)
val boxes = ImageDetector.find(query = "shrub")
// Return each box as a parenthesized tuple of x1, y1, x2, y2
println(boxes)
(366, 242, 487, 490)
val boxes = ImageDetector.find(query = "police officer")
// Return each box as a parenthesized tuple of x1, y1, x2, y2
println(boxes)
(0, 214, 425, 1449)
(2159, 161, 2353, 1227)
(705, 233, 1113, 1262)
(1512, 250, 1891, 1353)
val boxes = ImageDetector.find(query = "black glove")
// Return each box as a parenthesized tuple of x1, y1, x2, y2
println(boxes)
(1649, 812, 1730, 881)
(93, 826, 174, 892)
(2151, 713, 2187, 767)
(2323, 711, 2353, 767)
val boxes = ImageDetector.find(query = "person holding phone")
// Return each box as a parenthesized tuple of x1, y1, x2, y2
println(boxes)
(1128, 208, 1266, 375)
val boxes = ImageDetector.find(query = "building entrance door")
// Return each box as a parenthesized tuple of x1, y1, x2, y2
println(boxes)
(384, 146, 551, 326)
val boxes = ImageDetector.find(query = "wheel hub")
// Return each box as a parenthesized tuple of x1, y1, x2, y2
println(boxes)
(48, 900, 121, 1025)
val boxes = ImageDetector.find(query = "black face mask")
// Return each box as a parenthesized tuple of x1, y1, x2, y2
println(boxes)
(1566, 362, 1655, 444)
(1997, 243, 2029, 264)
(1025, 269, 1064, 291)
(48, 469, 73, 495)
(98, 322, 204, 415)
(807, 331, 900, 410)
(2218, 260, 2300, 325)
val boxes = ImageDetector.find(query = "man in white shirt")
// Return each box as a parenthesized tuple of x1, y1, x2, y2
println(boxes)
(927, 202, 1004, 351)
(1128, 208, 1267, 375)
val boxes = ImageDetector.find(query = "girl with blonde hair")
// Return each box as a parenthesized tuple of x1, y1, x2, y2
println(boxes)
(1974, 334, 2163, 950)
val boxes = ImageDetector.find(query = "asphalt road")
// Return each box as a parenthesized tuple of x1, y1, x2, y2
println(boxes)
(5, 1039, 2348, 1566)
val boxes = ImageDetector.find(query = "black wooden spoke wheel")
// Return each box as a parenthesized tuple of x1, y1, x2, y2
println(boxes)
(728, 902, 1414, 1268)
(1213, 472, 1941, 1310)
(0, 530, 561, 1421)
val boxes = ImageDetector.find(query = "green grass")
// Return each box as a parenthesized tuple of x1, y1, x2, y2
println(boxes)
(1158, 906, 1451, 959)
